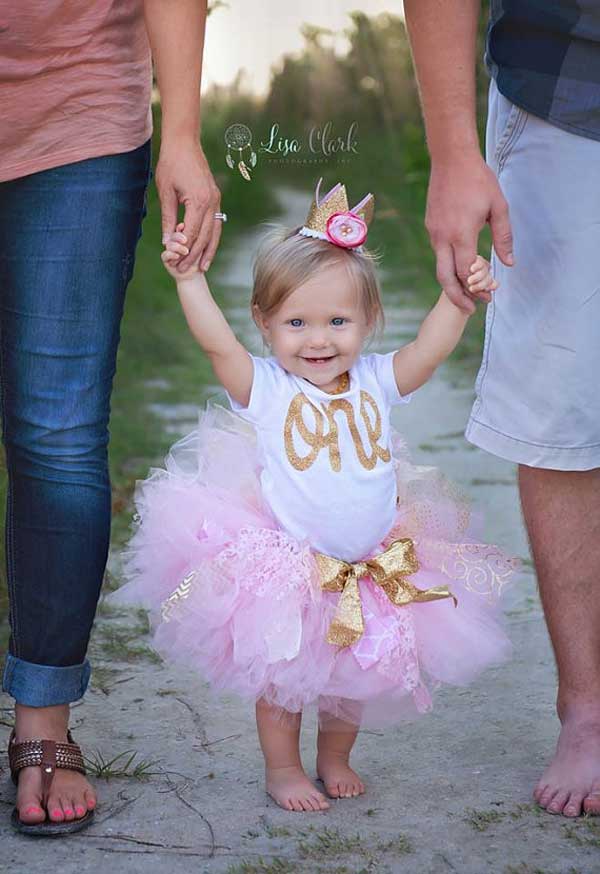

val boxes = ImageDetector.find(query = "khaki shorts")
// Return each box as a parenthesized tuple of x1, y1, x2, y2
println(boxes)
(466, 80, 600, 470)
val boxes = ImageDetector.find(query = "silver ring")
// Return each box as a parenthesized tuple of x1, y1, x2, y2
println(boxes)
(214, 212, 228, 223)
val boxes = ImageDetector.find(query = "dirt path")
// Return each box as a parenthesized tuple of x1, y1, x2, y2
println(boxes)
(1, 190, 595, 874)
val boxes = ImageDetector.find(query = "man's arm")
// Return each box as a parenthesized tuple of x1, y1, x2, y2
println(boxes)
(403, 0, 513, 312)
(144, 0, 221, 273)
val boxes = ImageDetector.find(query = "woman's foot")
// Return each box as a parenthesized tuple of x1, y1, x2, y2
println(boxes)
(266, 765, 330, 812)
(316, 752, 365, 799)
(14, 703, 97, 825)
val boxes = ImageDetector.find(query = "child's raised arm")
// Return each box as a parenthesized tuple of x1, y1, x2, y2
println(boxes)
(392, 255, 497, 396)
(163, 227, 253, 406)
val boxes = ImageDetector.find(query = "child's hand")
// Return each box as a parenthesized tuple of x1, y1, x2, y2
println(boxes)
(161, 223, 197, 281)
(466, 255, 498, 302)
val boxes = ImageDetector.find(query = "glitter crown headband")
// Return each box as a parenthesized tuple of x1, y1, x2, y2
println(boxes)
(298, 178, 375, 250)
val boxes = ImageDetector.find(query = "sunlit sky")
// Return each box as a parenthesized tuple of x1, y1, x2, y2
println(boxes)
(203, 1, 404, 95)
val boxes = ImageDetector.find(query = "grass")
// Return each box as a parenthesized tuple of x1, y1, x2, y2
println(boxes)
(464, 807, 507, 832)
(505, 867, 584, 874)
(297, 827, 365, 859)
(563, 816, 600, 848)
(235, 823, 413, 874)
(226, 861, 297, 874)
(84, 748, 162, 780)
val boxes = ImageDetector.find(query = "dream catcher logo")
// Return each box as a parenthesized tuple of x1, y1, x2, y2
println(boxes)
(224, 124, 257, 181)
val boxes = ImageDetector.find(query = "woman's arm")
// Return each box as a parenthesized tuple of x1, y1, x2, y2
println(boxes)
(144, 0, 222, 273)
(392, 256, 496, 395)
(163, 232, 253, 406)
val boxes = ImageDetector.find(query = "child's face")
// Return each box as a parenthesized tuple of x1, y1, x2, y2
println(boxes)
(255, 262, 372, 392)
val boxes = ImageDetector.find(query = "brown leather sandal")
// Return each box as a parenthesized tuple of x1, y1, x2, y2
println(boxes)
(8, 730, 95, 836)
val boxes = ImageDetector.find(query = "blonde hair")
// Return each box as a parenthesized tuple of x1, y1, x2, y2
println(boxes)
(251, 225, 384, 334)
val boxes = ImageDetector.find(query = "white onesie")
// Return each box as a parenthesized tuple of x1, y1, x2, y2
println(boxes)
(229, 352, 411, 563)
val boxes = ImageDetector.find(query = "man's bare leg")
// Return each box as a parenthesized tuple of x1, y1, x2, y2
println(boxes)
(255, 699, 329, 812)
(520, 465, 600, 817)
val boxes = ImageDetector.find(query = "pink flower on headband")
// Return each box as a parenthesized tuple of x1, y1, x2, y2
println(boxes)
(325, 211, 368, 249)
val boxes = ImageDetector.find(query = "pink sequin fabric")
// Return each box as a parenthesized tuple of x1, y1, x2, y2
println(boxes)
(111, 405, 516, 728)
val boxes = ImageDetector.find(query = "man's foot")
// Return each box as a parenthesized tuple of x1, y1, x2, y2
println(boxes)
(14, 704, 97, 825)
(266, 765, 330, 812)
(316, 752, 365, 799)
(534, 717, 600, 817)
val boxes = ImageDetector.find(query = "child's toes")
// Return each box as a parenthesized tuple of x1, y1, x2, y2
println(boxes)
(302, 795, 318, 812)
(312, 793, 330, 810)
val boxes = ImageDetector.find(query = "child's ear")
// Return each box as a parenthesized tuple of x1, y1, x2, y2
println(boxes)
(252, 305, 270, 342)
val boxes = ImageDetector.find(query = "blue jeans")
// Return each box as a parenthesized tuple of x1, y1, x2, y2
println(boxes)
(0, 141, 151, 707)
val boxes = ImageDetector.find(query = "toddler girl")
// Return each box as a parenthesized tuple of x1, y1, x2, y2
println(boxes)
(113, 180, 515, 813)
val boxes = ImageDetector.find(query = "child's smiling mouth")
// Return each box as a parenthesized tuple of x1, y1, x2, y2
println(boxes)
(301, 355, 337, 365)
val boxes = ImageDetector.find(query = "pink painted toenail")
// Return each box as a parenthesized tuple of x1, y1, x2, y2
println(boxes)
(52, 809, 62, 817)
(24, 806, 42, 814)
(75, 807, 85, 816)
(64, 809, 73, 815)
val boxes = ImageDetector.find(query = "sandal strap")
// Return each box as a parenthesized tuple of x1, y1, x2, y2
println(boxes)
(8, 730, 87, 793)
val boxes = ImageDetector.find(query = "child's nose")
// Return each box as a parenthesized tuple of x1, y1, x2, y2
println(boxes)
(308, 331, 329, 348)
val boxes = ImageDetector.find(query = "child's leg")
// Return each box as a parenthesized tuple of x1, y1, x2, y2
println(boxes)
(316, 710, 366, 799)
(255, 699, 329, 812)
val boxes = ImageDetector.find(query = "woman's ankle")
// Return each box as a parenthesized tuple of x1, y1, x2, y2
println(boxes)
(14, 703, 71, 741)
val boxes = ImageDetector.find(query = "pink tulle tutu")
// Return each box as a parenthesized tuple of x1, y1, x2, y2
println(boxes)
(111, 404, 517, 728)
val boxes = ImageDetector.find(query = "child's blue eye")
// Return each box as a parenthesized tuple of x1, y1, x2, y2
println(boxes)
(289, 318, 303, 327)
(331, 317, 345, 326)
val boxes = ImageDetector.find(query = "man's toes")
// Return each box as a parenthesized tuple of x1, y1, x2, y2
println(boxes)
(533, 782, 547, 804)
(547, 790, 570, 814)
(564, 794, 585, 817)
(583, 782, 600, 816)
(536, 786, 556, 809)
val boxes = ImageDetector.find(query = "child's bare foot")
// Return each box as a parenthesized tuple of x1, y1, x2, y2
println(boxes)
(316, 752, 366, 799)
(266, 765, 330, 812)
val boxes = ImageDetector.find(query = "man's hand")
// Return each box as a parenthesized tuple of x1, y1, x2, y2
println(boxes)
(156, 139, 221, 273)
(426, 151, 513, 313)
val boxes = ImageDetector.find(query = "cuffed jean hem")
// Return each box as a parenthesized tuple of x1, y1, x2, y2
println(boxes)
(2, 653, 91, 707)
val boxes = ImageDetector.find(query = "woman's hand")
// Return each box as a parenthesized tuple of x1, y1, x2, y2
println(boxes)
(155, 140, 222, 274)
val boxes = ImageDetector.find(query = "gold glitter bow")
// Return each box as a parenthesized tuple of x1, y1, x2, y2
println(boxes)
(315, 538, 457, 648)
